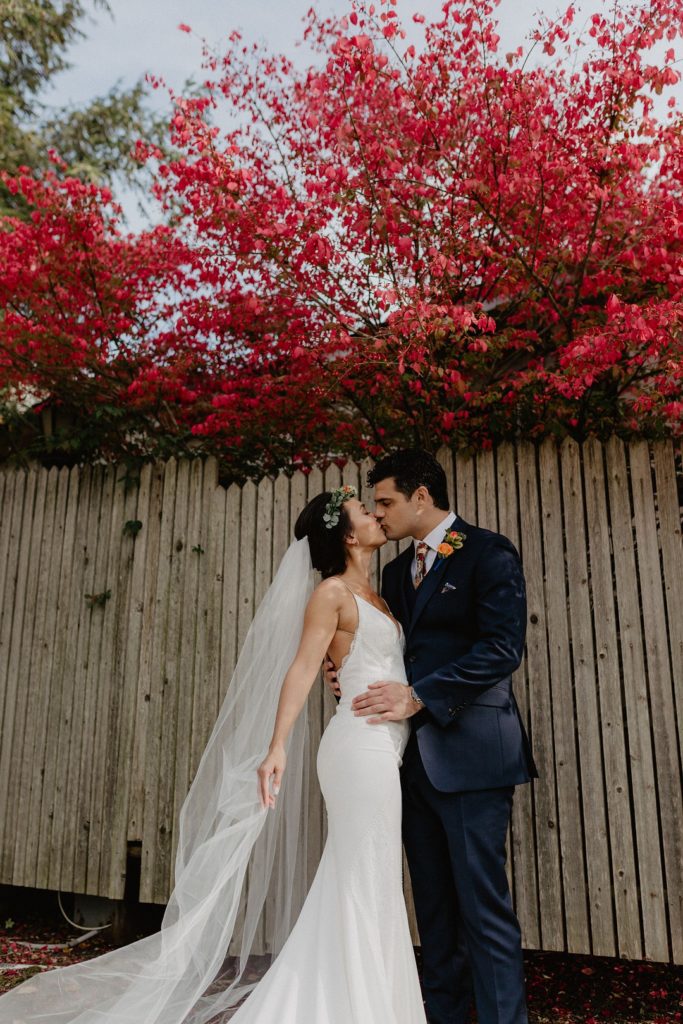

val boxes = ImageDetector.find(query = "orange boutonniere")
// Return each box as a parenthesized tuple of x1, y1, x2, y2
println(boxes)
(436, 529, 467, 559)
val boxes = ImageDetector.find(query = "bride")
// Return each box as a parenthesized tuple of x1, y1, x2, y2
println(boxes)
(0, 484, 426, 1024)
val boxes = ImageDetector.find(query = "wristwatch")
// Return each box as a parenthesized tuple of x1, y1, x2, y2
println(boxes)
(409, 686, 425, 709)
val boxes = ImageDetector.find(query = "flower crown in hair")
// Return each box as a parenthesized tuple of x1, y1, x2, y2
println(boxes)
(323, 484, 357, 529)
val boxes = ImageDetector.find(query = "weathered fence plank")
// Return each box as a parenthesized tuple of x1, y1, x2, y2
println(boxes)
(497, 443, 540, 950)
(59, 466, 97, 892)
(582, 439, 641, 960)
(0, 471, 14, 717)
(219, 484, 241, 703)
(652, 443, 683, 769)
(35, 467, 76, 892)
(128, 462, 164, 850)
(189, 458, 221, 781)
(103, 460, 152, 896)
(139, 458, 178, 903)
(4, 468, 45, 883)
(86, 465, 131, 894)
(517, 444, 564, 951)
(475, 448, 497, 532)
(561, 439, 615, 956)
(231, 478, 257, 942)
(19, 467, 65, 886)
(170, 458, 205, 879)
(77, 465, 118, 895)
(605, 438, 669, 963)
(628, 441, 683, 963)
(454, 451, 476, 523)
(0, 467, 31, 868)
(152, 457, 190, 899)
(43, 467, 85, 892)
(539, 440, 590, 952)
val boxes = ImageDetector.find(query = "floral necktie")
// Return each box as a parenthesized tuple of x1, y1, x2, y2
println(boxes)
(413, 541, 429, 588)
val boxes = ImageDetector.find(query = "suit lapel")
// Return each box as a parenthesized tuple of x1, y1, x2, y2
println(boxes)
(407, 554, 449, 638)
(406, 517, 471, 639)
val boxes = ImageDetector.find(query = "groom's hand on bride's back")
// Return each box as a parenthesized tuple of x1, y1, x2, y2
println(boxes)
(323, 656, 342, 699)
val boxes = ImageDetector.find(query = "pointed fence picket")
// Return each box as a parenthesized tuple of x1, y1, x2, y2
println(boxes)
(0, 439, 680, 963)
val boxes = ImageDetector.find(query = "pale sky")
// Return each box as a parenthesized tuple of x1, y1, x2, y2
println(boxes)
(53, 0, 569, 107)
(47, 0, 680, 226)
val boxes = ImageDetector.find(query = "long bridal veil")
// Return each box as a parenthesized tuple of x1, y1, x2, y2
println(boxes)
(1, 537, 317, 1024)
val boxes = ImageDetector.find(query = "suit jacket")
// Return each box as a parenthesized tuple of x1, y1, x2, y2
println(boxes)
(382, 518, 538, 792)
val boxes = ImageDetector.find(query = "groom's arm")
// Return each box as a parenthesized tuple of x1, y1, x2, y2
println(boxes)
(412, 538, 526, 727)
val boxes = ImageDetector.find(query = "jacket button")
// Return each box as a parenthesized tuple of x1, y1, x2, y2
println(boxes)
(408, 655, 416, 663)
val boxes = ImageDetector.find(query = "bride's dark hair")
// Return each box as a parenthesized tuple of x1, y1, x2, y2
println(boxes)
(294, 492, 352, 578)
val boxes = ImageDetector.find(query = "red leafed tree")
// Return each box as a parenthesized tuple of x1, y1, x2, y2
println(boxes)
(0, 167, 214, 462)
(2, 0, 683, 477)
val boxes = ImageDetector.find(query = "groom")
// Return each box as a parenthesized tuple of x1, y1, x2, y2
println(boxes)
(326, 448, 537, 1024)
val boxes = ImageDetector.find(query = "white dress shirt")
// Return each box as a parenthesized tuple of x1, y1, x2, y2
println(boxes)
(410, 511, 458, 578)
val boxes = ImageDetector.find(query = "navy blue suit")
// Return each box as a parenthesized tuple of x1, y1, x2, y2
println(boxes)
(381, 518, 537, 1024)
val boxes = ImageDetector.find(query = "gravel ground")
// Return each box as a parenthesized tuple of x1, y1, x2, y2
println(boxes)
(0, 911, 681, 1022)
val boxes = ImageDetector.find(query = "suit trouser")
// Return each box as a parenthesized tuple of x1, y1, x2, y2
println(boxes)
(401, 736, 528, 1024)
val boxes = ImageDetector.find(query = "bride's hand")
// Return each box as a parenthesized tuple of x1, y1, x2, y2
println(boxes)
(258, 745, 286, 809)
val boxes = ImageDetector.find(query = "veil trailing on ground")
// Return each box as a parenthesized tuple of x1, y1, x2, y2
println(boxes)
(1, 537, 317, 1023)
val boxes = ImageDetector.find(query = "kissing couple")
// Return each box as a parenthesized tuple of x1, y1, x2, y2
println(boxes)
(1, 448, 537, 1024)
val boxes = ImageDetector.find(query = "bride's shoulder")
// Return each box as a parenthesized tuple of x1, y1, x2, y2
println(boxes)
(307, 576, 348, 611)
(303, 580, 351, 627)
(313, 576, 348, 599)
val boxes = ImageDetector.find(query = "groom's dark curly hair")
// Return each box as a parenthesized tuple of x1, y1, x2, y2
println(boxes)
(367, 449, 450, 510)
(294, 492, 352, 579)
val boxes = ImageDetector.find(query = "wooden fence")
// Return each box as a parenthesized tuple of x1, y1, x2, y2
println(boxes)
(0, 439, 681, 963)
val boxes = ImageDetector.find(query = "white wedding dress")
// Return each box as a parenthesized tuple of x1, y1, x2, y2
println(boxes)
(228, 592, 428, 1024)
